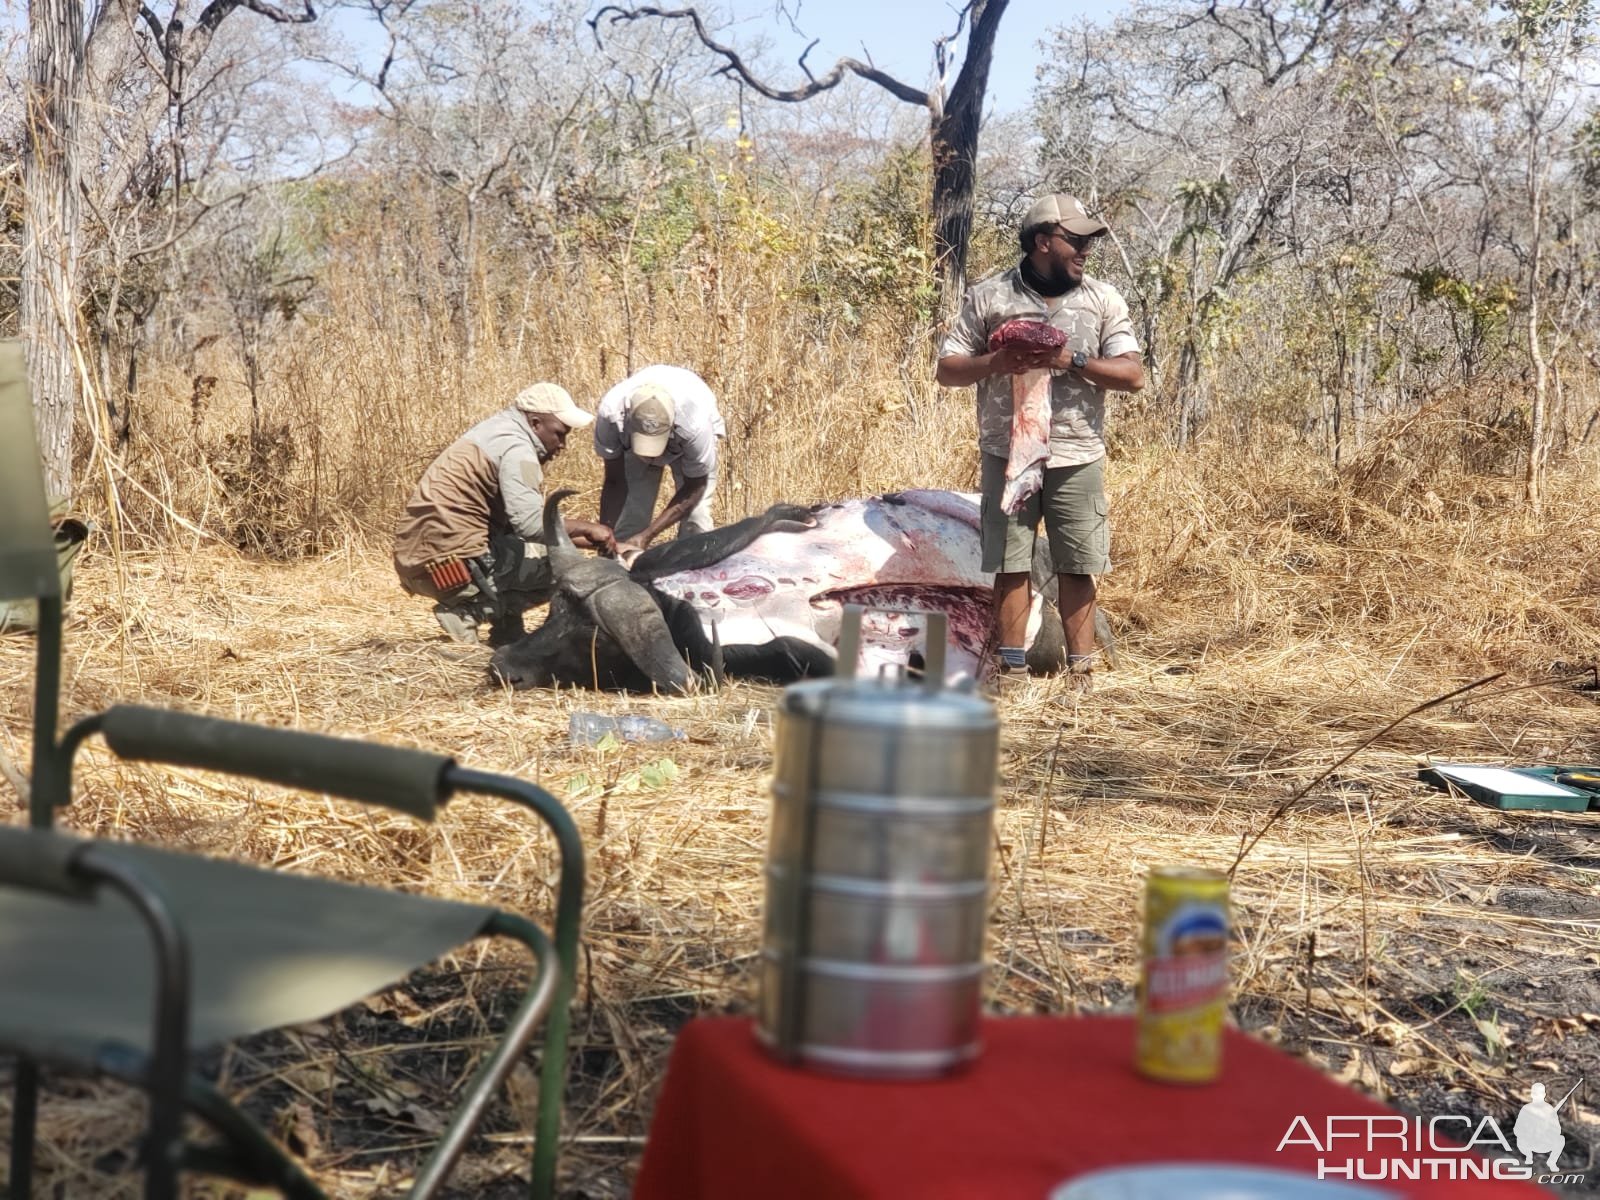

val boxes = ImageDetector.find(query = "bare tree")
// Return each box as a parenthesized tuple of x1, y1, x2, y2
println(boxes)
(20, 0, 317, 497)
(335, 1, 618, 368)
(1372, 0, 1596, 500)
(1038, 1, 1381, 444)
(22, 0, 84, 498)
(1501, 0, 1591, 509)
(589, 1, 1010, 316)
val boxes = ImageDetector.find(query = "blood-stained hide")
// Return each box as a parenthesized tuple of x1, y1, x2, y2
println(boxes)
(646, 490, 1052, 682)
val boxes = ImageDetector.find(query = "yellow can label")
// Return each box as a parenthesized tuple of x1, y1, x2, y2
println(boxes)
(1136, 867, 1229, 1083)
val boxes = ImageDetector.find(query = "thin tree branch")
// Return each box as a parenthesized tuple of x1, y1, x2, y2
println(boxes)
(797, 37, 820, 84)
(1230, 672, 1504, 875)
(590, 4, 931, 109)
(194, 0, 315, 39)
(944, 0, 1007, 114)
(775, 0, 805, 38)
(138, 3, 164, 43)
(933, 0, 974, 89)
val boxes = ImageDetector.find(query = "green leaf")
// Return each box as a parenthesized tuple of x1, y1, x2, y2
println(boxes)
(640, 758, 680, 789)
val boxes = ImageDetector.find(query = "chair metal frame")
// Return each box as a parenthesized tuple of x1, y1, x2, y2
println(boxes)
(2, 342, 584, 1200)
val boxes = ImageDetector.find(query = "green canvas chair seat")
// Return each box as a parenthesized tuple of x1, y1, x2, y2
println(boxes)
(0, 832, 504, 1056)
(0, 712, 579, 1200)
(0, 339, 585, 1200)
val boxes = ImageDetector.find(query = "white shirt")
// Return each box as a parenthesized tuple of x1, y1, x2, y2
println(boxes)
(593, 365, 726, 476)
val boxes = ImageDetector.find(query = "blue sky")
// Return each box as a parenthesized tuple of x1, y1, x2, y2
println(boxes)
(716, 0, 1117, 114)
(309, 2, 1124, 115)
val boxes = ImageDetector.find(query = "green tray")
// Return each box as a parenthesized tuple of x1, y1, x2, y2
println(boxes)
(1418, 763, 1600, 812)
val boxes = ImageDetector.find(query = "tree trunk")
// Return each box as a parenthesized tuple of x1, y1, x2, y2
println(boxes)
(22, 0, 86, 499)
(1175, 336, 1200, 447)
(930, 102, 980, 319)
(1524, 203, 1547, 511)
(930, 0, 1007, 319)
(463, 196, 479, 368)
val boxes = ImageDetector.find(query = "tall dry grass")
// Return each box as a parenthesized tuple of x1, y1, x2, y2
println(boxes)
(106, 189, 979, 562)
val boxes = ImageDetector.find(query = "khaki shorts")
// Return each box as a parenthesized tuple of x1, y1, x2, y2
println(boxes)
(979, 454, 1110, 575)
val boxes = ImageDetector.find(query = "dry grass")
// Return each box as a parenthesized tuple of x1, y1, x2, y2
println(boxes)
(98, 207, 978, 560)
(4, 435, 1600, 1196)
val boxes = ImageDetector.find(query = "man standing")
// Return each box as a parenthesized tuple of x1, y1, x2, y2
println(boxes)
(936, 194, 1144, 693)
(594, 364, 726, 556)
(394, 382, 614, 645)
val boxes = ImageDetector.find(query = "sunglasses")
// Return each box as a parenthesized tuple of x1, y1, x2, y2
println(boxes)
(1051, 229, 1097, 252)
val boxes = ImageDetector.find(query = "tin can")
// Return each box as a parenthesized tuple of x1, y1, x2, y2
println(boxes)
(1135, 866, 1230, 1083)
(758, 605, 999, 1078)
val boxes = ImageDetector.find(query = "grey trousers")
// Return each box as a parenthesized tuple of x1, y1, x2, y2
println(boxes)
(614, 455, 717, 542)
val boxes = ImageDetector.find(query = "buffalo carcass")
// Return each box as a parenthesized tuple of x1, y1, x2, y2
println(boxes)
(639, 490, 1110, 680)
(490, 489, 1110, 692)
(490, 492, 834, 692)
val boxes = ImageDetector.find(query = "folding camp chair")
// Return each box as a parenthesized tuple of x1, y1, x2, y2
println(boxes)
(0, 340, 584, 1200)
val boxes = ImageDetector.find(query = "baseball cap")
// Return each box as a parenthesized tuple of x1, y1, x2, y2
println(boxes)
(626, 384, 675, 458)
(513, 381, 594, 428)
(1021, 194, 1108, 237)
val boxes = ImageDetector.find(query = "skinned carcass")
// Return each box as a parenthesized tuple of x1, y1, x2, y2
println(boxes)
(639, 489, 1082, 683)
(491, 489, 1112, 693)
(490, 488, 1114, 693)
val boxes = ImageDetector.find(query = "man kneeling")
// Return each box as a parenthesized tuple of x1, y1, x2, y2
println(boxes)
(393, 382, 614, 645)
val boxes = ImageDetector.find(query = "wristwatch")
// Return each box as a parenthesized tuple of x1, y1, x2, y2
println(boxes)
(1071, 350, 1088, 371)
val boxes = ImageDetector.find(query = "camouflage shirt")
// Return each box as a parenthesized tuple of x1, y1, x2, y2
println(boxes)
(940, 264, 1141, 466)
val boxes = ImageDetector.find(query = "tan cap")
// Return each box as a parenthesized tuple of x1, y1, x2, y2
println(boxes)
(1022, 193, 1107, 237)
(513, 381, 594, 428)
(626, 383, 675, 458)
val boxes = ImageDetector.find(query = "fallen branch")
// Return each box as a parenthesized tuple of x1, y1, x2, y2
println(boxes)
(1230, 672, 1504, 876)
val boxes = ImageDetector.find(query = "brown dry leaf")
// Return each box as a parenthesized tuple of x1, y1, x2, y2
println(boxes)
(1387, 1057, 1425, 1077)
(1369, 1021, 1413, 1048)
(360, 1093, 447, 1134)
(360, 989, 431, 1027)
(403, 1103, 447, 1136)
(1306, 986, 1366, 1022)
(282, 1063, 336, 1095)
(1334, 1052, 1385, 1094)
(279, 1100, 323, 1161)
(505, 1061, 541, 1128)
(361, 1094, 403, 1121)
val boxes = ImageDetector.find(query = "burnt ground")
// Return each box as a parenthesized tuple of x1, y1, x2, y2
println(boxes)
(18, 805, 1594, 1199)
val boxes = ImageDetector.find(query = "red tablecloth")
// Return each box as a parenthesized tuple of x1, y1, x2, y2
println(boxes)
(634, 1016, 1553, 1199)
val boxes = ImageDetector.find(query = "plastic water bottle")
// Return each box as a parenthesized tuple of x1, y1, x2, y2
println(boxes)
(568, 712, 686, 746)
(616, 714, 687, 742)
